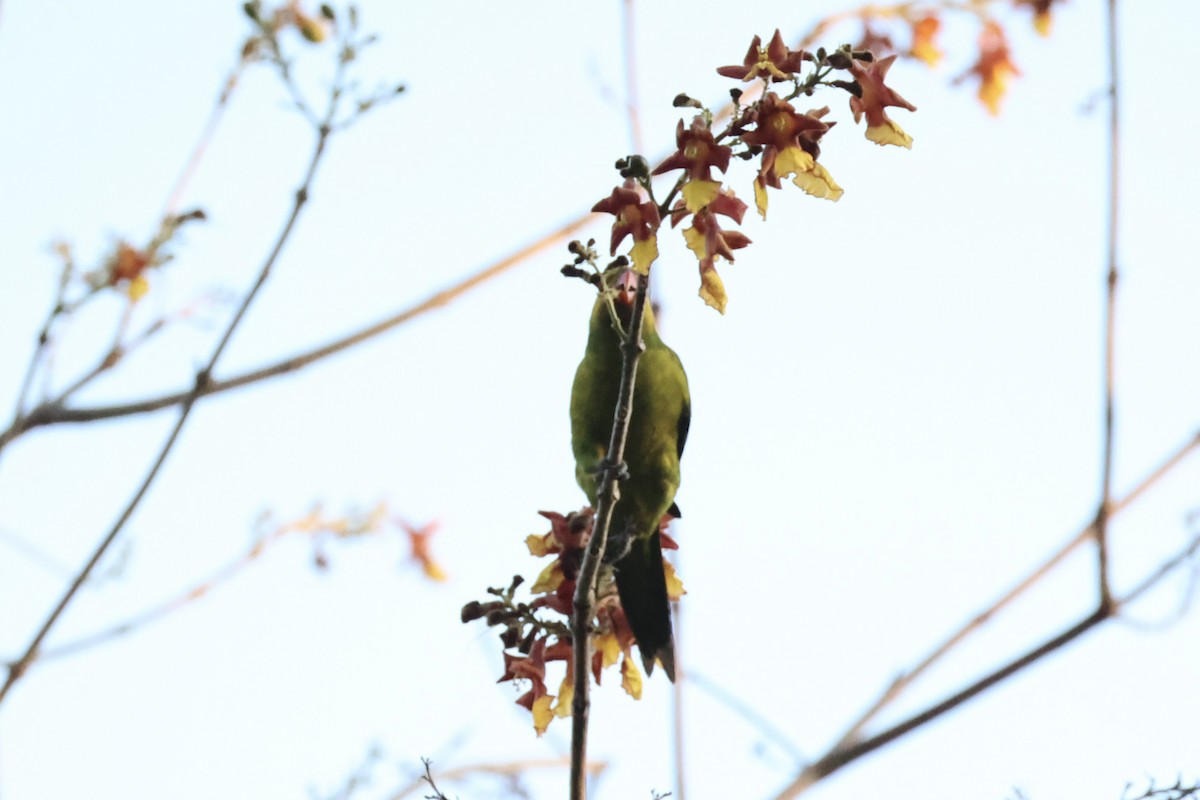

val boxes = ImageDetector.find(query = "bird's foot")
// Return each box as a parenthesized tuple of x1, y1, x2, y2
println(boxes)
(595, 458, 629, 487)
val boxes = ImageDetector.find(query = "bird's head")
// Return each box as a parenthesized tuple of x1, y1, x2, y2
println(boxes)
(613, 268, 638, 307)
(589, 267, 656, 341)
(606, 268, 642, 329)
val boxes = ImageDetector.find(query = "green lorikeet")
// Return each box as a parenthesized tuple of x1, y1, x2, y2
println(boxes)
(570, 269, 690, 681)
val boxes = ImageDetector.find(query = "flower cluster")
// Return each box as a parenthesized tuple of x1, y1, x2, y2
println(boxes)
(462, 509, 683, 735)
(77, 209, 207, 303)
(242, 0, 334, 46)
(815, 1, 1066, 117)
(589, 30, 914, 314)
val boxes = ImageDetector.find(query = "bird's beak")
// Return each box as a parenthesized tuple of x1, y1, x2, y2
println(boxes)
(615, 269, 638, 306)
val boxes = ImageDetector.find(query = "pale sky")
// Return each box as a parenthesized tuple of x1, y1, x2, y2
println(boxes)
(1, 2, 1199, 799)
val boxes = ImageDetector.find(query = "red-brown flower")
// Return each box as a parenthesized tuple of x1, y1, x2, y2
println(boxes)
(958, 21, 1020, 115)
(848, 54, 917, 147)
(526, 510, 590, 595)
(910, 15, 942, 67)
(677, 192, 751, 314)
(399, 519, 446, 581)
(498, 637, 556, 734)
(717, 29, 806, 82)
(653, 117, 733, 214)
(106, 241, 152, 301)
(856, 26, 897, 59)
(738, 93, 833, 216)
(591, 181, 661, 274)
(655, 116, 732, 182)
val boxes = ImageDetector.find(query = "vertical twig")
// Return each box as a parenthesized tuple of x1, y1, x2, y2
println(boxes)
(620, 0, 644, 157)
(7, 256, 76, 438)
(1095, 0, 1121, 611)
(617, 4, 685, 795)
(162, 64, 245, 218)
(672, 558, 686, 800)
(570, 272, 651, 800)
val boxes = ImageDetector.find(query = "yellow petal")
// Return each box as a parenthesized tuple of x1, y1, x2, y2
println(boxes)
(422, 560, 447, 582)
(682, 179, 721, 213)
(774, 146, 815, 179)
(753, 177, 768, 220)
(912, 42, 942, 68)
(978, 65, 1015, 117)
(596, 631, 621, 669)
(526, 532, 555, 557)
(530, 561, 564, 594)
(620, 655, 643, 700)
(699, 269, 727, 315)
(126, 275, 150, 302)
(531, 694, 555, 735)
(663, 559, 686, 600)
(553, 676, 574, 719)
(682, 225, 707, 261)
(1033, 11, 1052, 37)
(866, 118, 913, 149)
(629, 236, 658, 275)
(792, 162, 844, 202)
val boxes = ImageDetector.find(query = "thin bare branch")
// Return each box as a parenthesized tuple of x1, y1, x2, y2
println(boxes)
(15, 503, 398, 665)
(0, 89, 339, 705)
(775, 607, 1111, 798)
(621, 0, 644, 156)
(7, 215, 594, 439)
(807, 428, 1199, 759)
(0, 528, 72, 579)
(1120, 531, 1200, 608)
(685, 669, 805, 764)
(163, 63, 245, 217)
(768, 424, 1200, 796)
(775, 525, 1200, 798)
(672, 595, 687, 800)
(8, 247, 76, 429)
(1094, 0, 1121, 612)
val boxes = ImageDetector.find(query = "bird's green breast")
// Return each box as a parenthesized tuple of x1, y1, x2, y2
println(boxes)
(569, 297, 689, 534)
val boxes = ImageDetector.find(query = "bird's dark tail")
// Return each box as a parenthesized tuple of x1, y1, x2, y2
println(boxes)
(614, 531, 676, 682)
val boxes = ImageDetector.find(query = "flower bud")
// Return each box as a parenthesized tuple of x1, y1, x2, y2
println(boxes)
(460, 600, 485, 623)
(826, 51, 852, 70)
(499, 626, 521, 649)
